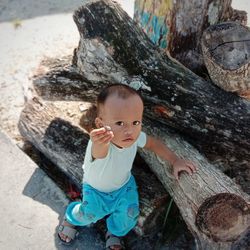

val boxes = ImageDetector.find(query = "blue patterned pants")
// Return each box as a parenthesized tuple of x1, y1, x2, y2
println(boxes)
(65, 175, 139, 236)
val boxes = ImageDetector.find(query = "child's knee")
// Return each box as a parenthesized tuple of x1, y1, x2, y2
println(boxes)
(80, 200, 99, 223)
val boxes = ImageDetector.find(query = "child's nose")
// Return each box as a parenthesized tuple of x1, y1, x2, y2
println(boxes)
(124, 125, 133, 135)
(124, 131, 132, 137)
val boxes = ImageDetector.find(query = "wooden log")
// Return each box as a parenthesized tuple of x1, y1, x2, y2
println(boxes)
(32, 0, 250, 177)
(202, 21, 250, 100)
(133, 0, 247, 73)
(18, 98, 250, 249)
(17, 98, 168, 236)
(140, 120, 250, 249)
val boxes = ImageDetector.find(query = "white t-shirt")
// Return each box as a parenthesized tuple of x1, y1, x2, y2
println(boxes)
(82, 131, 147, 192)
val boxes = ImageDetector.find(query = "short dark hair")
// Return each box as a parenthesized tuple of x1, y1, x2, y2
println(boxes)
(97, 84, 143, 113)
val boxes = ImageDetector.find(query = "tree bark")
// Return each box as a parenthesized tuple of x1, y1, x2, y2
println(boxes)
(140, 120, 250, 249)
(133, 0, 247, 73)
(32, 0, 250, 178)
(18, 98, 250, 249)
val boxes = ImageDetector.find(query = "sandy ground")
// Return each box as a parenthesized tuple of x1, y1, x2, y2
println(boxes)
(0, 0, 134, 142)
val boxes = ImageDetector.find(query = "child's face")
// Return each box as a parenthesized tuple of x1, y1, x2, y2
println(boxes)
(97, 94, 144, 148)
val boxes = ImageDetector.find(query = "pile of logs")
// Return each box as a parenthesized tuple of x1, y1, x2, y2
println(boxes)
(19, 0, 250, 249)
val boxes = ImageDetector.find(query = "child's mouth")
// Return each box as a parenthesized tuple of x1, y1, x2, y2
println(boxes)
(122, 138, 133, 142)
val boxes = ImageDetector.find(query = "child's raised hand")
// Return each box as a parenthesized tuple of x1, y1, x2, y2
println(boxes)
(172, 159, 197, 180)
(90, 126, 114, 146)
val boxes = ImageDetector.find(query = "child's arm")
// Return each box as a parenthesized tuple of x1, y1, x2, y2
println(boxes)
(90, 126, 114, 159)
(144, 135, 197, 180)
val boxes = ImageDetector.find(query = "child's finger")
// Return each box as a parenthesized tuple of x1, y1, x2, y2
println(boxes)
(184, 166, 193, 176)
(91, 133, 106, 143)
(97, 134, 114, 145)
(173, 169, 179, 180)
(174, 167, 192, 180)
(90, 127, 106, 137)
(101, 134, 114, 144)
(91, 132, 112, 143)
(173, 168, 182, 180)
(93, 131, 114, 144)
(90, 128, 111, 139)
(186, 162, 197, 172)
(104, 125, 112, 131)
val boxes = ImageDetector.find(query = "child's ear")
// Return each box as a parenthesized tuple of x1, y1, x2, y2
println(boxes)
(95, 117, 103, 128)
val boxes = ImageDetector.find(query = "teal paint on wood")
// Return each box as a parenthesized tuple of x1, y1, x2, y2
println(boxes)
(135, 10, 168, 48)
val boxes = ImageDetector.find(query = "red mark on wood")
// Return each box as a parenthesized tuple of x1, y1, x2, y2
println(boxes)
(154, 105, 175, 117)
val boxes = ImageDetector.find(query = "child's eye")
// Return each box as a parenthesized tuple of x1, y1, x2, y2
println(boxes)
(116, 121, 124, 126)
(133, 121, 141, 126)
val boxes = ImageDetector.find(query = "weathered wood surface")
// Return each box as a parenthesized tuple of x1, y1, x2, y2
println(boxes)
(18, 98, 250, 249)
(18, 98, 168, 236)
(134, 0, 247, 73)
(202, 21, 250, 99)
(140, 121, 250, 249)
(33, 0, 250, 180)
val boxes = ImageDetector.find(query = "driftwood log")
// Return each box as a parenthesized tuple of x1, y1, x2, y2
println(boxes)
(33, 0, 250, 179)
(202, 21, 250, 99)
(133, 0, 247, 73)
(18, 98, 250, 249)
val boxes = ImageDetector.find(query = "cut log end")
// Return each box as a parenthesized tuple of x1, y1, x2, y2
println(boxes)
(202, 22, 250, 98)
(196, 193, 250, 242)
